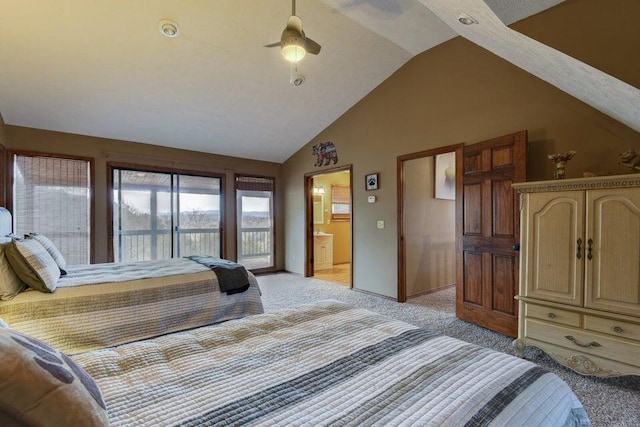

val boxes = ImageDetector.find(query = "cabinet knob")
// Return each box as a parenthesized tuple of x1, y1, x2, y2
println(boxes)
(512, 243, 520, 251)
(547, 312, 557, 319)
(613, 326, 624, 334)
(587, 238, 594, 260)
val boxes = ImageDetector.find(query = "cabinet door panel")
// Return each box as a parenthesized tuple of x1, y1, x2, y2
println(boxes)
(586, 189, 640, 315)
(524, 192, 584, 305)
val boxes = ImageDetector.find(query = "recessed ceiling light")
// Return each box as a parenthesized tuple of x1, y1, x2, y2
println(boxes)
(158, 19, 180, 38)
(458, 13, 478, 25)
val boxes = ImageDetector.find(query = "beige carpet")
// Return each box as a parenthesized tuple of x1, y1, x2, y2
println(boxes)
(257, 272, 640, 427)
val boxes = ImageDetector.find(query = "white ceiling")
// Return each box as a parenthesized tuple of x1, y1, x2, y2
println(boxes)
(0, 1, 637, 163)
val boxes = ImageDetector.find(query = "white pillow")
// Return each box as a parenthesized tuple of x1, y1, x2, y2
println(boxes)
(26, 233, 67, 275)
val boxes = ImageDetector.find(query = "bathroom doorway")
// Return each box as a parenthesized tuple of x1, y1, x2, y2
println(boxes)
(304, 166, 352, 287)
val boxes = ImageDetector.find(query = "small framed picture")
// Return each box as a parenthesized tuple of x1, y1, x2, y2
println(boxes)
(365, 173, 379, 191)
(435, 152, 456, 200)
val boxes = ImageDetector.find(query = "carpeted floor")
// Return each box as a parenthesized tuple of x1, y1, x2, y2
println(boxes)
(256, 272, 640, 427)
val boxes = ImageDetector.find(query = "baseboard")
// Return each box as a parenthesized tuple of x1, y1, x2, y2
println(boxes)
(408, 283, 455, 299)
(353, 287, 396, 301)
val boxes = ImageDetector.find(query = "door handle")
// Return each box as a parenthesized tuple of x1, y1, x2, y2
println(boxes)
(587, 238, 593, 260)
(565, 335, 601, 348)
(576, 238, 582, 259)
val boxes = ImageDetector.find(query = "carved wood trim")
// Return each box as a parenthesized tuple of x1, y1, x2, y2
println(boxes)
(513, 174, 640, 193)
(549, 352, 622, 377)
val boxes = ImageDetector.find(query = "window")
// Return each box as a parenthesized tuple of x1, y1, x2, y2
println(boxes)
(111, 166, 222, 262)
(11, 152, 92, 264)
(235, 175, 275, 271)
(331, 185, 350, 221)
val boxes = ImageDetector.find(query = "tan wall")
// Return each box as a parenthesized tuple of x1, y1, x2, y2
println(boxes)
(312, 172, 351, 265)
(282, 1, 640, 298)
(0, 116, 6, 207)
(404, 156, 455, 297)
(3, 125, 284, 267)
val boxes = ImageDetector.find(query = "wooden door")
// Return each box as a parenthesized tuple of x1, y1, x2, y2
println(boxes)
(522, 191, 584, 306)
(586, 188, 640, 316)
(456, 131, 526, 337)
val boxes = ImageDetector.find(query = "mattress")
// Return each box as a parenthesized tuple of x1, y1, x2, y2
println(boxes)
(73, 300, 590, 426)
(0, 258, 263, 354)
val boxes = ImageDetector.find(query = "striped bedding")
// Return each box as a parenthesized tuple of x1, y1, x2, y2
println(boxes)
(73, 300, 590, 427)
(0, 258, 263, 355)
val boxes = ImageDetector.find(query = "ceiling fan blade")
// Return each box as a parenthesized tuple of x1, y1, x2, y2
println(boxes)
(264, 42, 282, 48)
(306, 38, 321, 55)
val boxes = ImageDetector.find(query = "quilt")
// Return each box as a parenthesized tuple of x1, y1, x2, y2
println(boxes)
(0, 258, 263, 354)
(73, 300, 590, 427)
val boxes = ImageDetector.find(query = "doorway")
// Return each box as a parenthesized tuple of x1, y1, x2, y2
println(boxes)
(397, 132, 527, 338)
(398, 144, 462, 303)
(305, 166, 353, 287)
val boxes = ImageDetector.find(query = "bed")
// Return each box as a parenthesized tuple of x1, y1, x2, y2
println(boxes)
(66, 300, 589, 426)
(0, 207, 263, 355)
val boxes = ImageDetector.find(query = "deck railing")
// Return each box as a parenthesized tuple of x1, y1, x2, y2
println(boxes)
(116, 227, 272, 269)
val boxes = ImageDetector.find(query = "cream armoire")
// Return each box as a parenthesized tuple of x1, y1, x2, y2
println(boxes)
(513, 174, 640, 377)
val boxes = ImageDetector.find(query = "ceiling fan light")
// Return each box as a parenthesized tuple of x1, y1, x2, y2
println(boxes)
(282, 43, 306, 63)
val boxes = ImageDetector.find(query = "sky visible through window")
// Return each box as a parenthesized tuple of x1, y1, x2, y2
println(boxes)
(115, 190, 267, 212)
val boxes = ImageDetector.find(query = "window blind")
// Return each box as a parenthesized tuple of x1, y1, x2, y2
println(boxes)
(236, 176, 274, 192)
(331, 185, 350, 204)
(331, 185, 350, 221)
(13, 154, 91, 264)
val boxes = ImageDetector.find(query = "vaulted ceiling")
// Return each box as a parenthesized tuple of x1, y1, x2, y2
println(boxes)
(0, 1, 637, 162)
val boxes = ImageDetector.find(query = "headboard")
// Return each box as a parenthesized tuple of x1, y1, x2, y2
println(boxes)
(0, 207, 12, 243)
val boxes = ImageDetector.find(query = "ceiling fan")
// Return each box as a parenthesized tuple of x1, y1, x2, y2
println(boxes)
(265, 0, 321, 63)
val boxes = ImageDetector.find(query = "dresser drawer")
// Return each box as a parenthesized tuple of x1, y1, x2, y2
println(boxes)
(524, 319, 640, 368)
(584, 315, 640, 342)
(525, 303, 581, 327)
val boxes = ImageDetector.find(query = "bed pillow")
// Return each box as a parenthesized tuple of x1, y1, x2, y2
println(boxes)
(0, 327, 109, 426)
(26, 233, 67, 275)
(5, 239, 61, 293)
(0, 243, 27, 300)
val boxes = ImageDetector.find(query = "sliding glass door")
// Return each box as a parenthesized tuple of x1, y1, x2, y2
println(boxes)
(112, 168, 222, 262)
(236, 176, 274, 271)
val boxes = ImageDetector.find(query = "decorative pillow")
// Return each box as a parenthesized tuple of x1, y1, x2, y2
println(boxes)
(26, 233, 67, 275)
(0, 328, 109, 426)
(0, 243, 27, 300)
(5, 240, 61, 293)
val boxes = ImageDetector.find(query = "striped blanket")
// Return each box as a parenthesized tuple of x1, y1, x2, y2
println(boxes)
(0, 258, 263, 354)
(73, 300, 590, 427)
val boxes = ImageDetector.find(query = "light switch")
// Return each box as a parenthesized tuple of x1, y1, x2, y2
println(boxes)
(377, 220, 385, 229)
(368, 195, 376, 203)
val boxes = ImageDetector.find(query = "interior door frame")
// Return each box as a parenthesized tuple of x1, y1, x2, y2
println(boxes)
(304, 165, 353, 285)
(397, 143, 463, 302)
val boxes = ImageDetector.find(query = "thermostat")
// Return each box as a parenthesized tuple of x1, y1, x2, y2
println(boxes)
(368, 195, 376, 203)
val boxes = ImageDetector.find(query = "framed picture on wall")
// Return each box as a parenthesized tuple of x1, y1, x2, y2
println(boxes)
(365, 173, 379, 191)
(435, 152, 455, 200)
